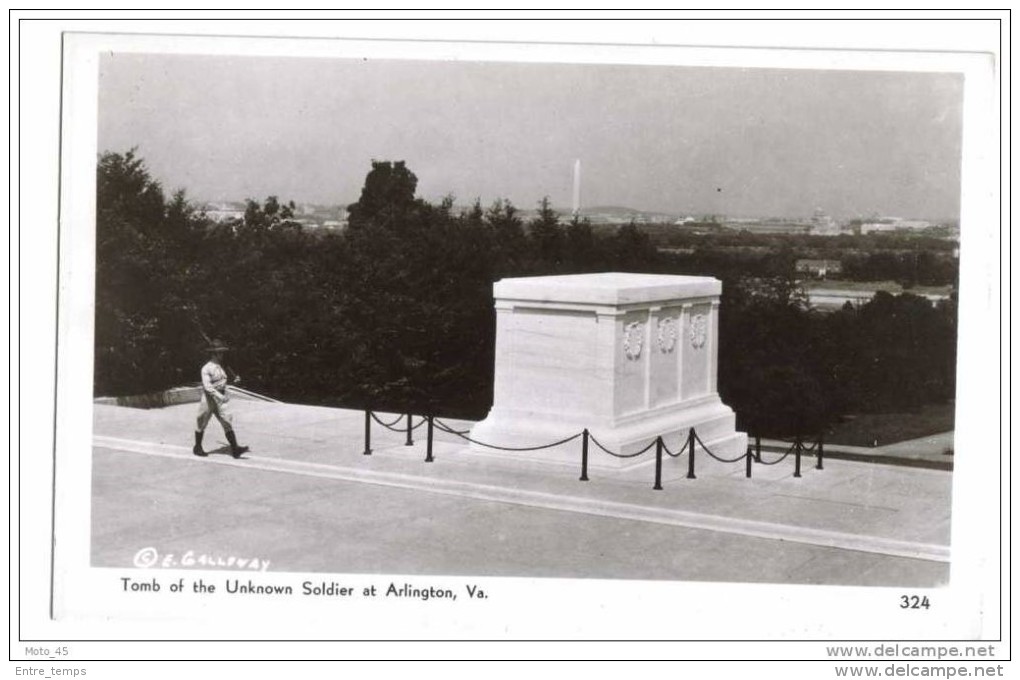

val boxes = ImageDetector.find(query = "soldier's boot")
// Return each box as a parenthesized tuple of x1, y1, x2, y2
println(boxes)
(226, 429, 249, 459)
(193, 431, 207, 457)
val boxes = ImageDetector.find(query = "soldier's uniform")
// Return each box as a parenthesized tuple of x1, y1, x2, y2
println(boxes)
(193, 340, 249, 458)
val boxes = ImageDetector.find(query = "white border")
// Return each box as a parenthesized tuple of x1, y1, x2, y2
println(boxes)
(15, 14, 1006, 663)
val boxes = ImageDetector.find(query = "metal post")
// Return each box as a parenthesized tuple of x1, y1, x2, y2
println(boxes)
(405, 413, 414, 446)
(745, 444, 753, 478)
(816, 432, 824, 470)
(686, 428, 696, 479)
(363, 410, 372, 456)
(425, 416, 434, 462)
(654, 436, 663, 490)
(794, 435, 803, 478)
(755, 435, 762, 463)
(580, 429, 589, 482)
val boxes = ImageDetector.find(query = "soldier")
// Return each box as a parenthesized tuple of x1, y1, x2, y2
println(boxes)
(193, 339, 250, 458)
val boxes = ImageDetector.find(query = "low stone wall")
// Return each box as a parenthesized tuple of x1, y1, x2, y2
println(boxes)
(95, 385, 275, 409)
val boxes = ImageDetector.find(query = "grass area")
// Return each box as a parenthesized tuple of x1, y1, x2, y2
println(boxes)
(823, 401, 955, 447)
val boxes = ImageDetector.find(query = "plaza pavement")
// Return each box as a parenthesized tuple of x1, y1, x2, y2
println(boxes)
(91, 399, 953, 586)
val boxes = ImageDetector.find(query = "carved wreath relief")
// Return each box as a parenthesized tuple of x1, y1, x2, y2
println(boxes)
(657, 317, 677, 353)
(623, 321, 644, 360)
(689, 313, 708, 349)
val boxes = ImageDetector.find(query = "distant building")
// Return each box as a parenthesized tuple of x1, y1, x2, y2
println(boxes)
(796, 259, 843, 279)
(859, 217, 933, 234)
(896, 219, 933, 230)
(202, 202, 245, 223)
(810, 209, 841, 236)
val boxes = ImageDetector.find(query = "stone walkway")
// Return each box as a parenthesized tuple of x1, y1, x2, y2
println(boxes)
(91, 400, 953, 586)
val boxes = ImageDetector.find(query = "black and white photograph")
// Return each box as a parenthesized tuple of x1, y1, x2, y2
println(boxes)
(16, 15, 1005, 666)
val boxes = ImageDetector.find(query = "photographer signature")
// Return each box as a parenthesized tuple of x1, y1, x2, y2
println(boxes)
(133, 546, 270, 571)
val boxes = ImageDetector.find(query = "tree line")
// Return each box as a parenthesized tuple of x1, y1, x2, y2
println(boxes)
(95, 151, 957, 437)
(651, 231, 958, 288)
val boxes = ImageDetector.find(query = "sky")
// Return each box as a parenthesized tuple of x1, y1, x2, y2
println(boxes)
(98, 53, 963, 220)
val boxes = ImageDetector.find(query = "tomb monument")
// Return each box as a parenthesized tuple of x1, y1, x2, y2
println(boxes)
(470, 272, 747, 468)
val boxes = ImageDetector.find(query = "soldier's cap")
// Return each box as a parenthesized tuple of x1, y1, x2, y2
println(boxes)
(205, 339, 230, 352)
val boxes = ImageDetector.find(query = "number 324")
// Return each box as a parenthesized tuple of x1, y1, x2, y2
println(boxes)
(900, 595, 931, 609)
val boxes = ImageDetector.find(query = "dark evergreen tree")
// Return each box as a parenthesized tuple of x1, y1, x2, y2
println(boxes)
(95, 150, 208, 395)
(528, 196, 564, 267)
(346, 160, 419, 230)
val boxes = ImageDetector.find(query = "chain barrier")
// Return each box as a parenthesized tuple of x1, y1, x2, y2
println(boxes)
(662, 437, 689, 459)
(757, 440, 798, 466)
(433, 419, 583, 452)
(692, 430, 748, 464)
(369, 412, 406, 430)
(432, 420, 470, 435)
(365, 408, 821, 484)
(588, 432, 658, 459)
(769, 437, 820, 453)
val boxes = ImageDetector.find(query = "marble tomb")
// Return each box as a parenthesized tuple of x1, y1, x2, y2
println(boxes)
(469, 272, 748, 467)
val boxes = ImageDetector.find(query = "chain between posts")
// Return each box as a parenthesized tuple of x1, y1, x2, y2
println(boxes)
(752, 434, 823, 475)
(662, 437, 690, 459)
(587, 433, 658, 459)
(692, 430, 749, 464)
(433, 419, 583, 451)
(369, 411, 405, 429)
(435, 422, 470, 435)
(364, 410, 821, 485)
(756, 440, 798, 466)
